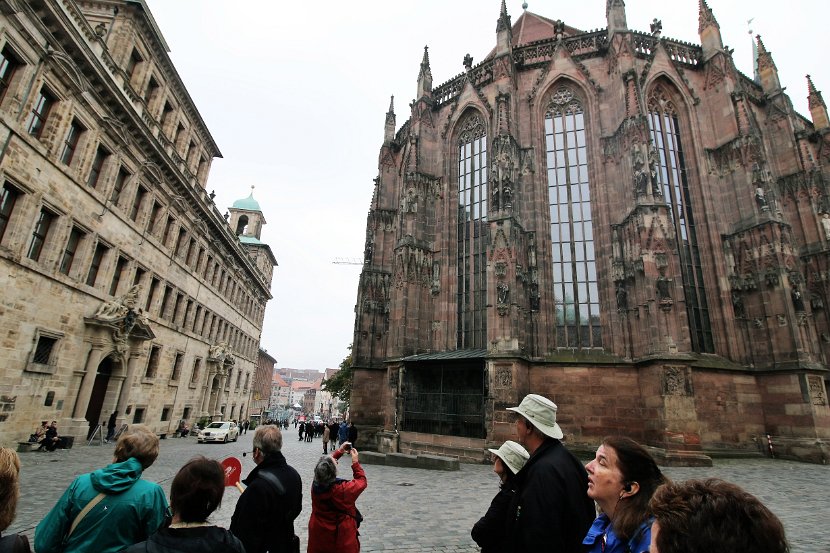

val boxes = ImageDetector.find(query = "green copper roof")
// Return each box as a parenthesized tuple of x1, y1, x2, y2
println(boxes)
(232, 190, 261, 212)
(239, 235, 264, 245)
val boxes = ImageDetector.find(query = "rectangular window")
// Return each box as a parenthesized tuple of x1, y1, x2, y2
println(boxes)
(33, 335, 57, 364)
(0, 181, 21, 243)
(160, 406, 171, 422)
(163, 216, 175, 246)
(160, 285, 173, 319)
(26, 87, 55, 138)
(192, 305, 202, 333)
(145, 277, 159, 311)
(0, 46, 22, 103)
(27, 208, 56, 261)
(59, 226, 85, 275)
(133, 266, 145, 287)
(132, 407, 145, 424)
(172, 293, 183, 324)
(144, 75, 159, 103)
(60, 119, 85, 166)
(174, 123, 185, 151)
(145, 345, 160, 378)
(174, 228, 186, 257)
(171, 352, 184, 380)
(86, 242, 109, 286)
(161, 101, 173, 129)
(190, 358, 201, 384)
(185, 238, 195, 266)
(110, 167, 130, 205)
(86, 146, 109, 189)
(147, 201, 162, 234)
(130, 185, 146, 221)
(109, 256, 128, 296)
(126, 48, 142, 81)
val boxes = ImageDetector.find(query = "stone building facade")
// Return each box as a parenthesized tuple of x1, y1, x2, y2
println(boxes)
(351, 0, 830, 463)
(0, 0, 275, 444)
(252, 348, 277, 419)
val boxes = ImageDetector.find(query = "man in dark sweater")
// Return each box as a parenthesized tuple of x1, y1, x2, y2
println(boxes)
(230, 425, 302, 553)
(505, 394, 595, 553)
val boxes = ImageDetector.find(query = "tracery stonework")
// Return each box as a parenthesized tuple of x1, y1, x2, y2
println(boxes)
(662, 366, 692, 396)
(808, 375, 827, 406)
(495, 367, 512, 388)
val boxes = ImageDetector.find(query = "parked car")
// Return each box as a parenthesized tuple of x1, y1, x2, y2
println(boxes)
(197, 421, 239, 443)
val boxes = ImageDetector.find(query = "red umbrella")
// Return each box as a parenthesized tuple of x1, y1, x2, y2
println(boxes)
(221, 457, 245, 493)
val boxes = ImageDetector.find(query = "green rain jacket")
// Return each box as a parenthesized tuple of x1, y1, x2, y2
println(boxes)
(34, 457, 168, 553)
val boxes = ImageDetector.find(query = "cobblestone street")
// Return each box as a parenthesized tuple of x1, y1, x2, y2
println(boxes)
(9, 430, 830, 552)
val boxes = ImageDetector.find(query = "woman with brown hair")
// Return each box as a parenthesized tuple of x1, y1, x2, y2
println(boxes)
(582, 436, 667, 553)
(0, 448, 31, 552)
(123, 456, 245, 553)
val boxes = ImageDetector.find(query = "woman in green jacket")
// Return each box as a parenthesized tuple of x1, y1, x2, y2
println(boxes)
(34, 425, 169, 553)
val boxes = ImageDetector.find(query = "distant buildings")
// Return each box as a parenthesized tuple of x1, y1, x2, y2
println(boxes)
(0, 0, 275, 443)
(351, 1, 830, 463)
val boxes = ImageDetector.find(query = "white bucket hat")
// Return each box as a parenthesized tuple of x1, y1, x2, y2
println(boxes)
(488, 440, 530, 475)
(507, 393, 564, 439)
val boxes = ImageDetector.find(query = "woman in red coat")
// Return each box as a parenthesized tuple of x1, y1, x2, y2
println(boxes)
(307, 442, 367, 553)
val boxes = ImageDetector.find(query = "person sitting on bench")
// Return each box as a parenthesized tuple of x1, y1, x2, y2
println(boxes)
(38, 421, 60, 451)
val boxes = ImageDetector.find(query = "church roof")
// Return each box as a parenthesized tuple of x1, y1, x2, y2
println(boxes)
(485, 11, 584, 61)
(239, 235, 265, 245)
(232, 190, 262, 212)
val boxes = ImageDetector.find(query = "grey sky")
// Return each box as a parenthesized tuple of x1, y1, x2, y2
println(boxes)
(145, 0, 827, 372)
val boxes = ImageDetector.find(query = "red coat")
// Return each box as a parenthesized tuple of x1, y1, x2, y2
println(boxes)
(307, 452, 367, 553)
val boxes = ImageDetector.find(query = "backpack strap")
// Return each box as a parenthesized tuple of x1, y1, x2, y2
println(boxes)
(67, 492, 107, 538)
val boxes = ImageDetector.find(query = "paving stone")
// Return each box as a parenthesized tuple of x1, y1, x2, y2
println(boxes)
(7, 431, 830, 552)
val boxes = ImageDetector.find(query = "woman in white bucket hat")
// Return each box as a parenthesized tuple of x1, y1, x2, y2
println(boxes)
(471, 441, 529, 552)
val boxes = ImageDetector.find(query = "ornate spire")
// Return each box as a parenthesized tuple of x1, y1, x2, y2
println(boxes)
(416, 46, 432, 99)
(807, 75, 829, 130)
(496, 0, 511, 32)
(698, 0, 723, 59)
(606, 0, 628, 38)
(384, 95, 396, 143)
(755, 35, 780, 93)
(698, 0, 719, 33)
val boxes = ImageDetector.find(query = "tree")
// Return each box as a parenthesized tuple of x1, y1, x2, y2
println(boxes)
(322, 345, 354, 411)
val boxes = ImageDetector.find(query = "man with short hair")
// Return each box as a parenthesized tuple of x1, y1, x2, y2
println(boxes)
(505, 394, 595, 553)
(230, 425, 302, 553)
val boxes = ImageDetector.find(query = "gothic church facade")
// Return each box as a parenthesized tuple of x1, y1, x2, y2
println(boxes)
(351, 1, 830, 463)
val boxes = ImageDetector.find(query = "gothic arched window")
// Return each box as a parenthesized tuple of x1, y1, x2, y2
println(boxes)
(456, 113, 488, 348)
(647, 83, 713, 352)
(544, 87, 601, 348)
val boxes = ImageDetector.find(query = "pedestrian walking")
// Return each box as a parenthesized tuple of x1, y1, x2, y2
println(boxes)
(649, 478, 789, 553)
(307, 442, 367, 553)
(34, 425, 169, 553)
(298, 421, 305, 441)
(0, 448, 32, 552)
(322, 423, 330, 454)
(471, 440, 529, 552)
(504, 394, 595, 553)
(105, 412, 118, 443)
(582, 436, 666, 553)
(122, 456, 245, 553)
(338, 421, 348, 446)
(347, 422, 358, 446)
(230, 425, 302, 553)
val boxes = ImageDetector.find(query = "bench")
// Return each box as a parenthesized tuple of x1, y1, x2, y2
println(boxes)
(17, 442, 37, 453)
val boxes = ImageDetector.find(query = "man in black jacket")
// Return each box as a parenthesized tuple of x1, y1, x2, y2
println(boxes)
(505, 394, 595, 553)
(230, 425, 302, 553)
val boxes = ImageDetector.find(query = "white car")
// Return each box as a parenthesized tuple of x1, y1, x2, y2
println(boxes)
(197, 421, 239, 443)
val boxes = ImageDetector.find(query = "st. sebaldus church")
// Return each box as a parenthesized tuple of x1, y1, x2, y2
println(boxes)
(350, 0, 830, 464)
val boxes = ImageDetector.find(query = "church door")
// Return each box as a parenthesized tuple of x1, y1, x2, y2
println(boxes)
(85, 357, 114, 438)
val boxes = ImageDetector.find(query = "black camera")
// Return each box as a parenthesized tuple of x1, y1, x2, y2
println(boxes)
(343, 443, 352, 452)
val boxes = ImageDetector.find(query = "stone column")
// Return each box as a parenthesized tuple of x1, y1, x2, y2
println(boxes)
(214, 373, 228, 418)
(72, 344, 106, 418)
(115, 351, 142, 418)
(200, 367, 216, 416)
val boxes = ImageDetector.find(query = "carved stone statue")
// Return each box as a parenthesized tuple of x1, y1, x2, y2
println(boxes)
(93, 285, 141, 321)
(755, 186, 768, 211)
(821, 213, 830, 240)
(791, 287, 806, 312)
(656, 275, 671, 300)
(497, 282, 510, 305)
(731, 290, 746, 318)
(615, 282, 628, 312)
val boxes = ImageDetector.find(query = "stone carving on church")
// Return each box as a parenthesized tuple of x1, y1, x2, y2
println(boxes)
(495, 366, 512, 388)
(765, 268, 779, 287)
(731, 290, 746, 318)
(94, 285, 141, 321)
(400, 188, 418, 214)
(662, 366, 692, 396)
(497, 282, 510, 316)
(821, 213, 830, 240)
(656, 274, 673, 310)
(431, 262, 441, 296)
(615, 282, 628, 312)
(791, 287, 806, 312)
(808, 375, 827, 406)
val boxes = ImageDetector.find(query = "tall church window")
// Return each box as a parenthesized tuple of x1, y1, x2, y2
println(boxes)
(647, 84, 713, 352)
(545, 87, 601, 347)
(456, 113, 488, 349)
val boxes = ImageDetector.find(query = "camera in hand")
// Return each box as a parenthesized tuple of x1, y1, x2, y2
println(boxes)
(343, 443, 352, 452)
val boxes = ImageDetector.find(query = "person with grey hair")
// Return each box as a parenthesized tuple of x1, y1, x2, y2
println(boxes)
(307, 442, 367, 553)
(230, 425, 302, 553)
(504, 394, 595, 553)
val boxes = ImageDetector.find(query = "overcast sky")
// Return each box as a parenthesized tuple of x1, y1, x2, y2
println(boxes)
(145, 0, 827, 372)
